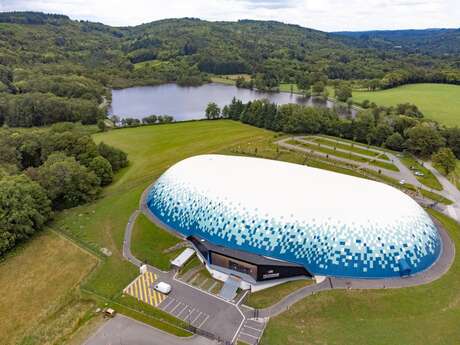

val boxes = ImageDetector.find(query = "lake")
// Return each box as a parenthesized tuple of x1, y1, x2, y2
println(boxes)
(109, 83, 348, 121)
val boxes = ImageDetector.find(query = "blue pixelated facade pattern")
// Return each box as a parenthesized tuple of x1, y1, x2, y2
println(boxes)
(146, 174, 441, 279)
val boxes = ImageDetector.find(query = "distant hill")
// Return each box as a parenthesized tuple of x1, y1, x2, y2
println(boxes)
(0, 11, 458, 93)
(334, 28, 460, 57)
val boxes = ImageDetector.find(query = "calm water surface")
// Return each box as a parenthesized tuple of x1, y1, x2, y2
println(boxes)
(109, 83, 344, 121)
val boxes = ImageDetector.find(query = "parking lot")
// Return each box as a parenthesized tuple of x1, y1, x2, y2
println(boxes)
(159, 296, 210, 328)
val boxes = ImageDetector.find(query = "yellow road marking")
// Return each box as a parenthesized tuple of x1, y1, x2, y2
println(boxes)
(124, 271, 166, 307)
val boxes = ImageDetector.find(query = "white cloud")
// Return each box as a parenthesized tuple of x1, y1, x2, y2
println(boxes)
(0, 0, 458, 31)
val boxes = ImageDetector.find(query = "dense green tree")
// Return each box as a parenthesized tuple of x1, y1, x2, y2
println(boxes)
(0, 174, 52, 255)
(335, 83, 353, 102)
(432, 148, 456, 175)
(205, 102, 221, 120)
(385, 132, 405, 151)
(295, 73, 311, 96)
(89, 156, 113, 186)
(392, 115, 419, 137)
(312, 81, 325, 95)
(442, 127, 460, 159)
(32, 152, 100, 209)
(372, 123, 393, 146)
(97, 119, 107, 132)
(352, 111, 375, 143)
(157, 115, 174, 123)
(406, 125, 446, 157)
(98, 142, 129, 172)
(142, 115, 158, 124)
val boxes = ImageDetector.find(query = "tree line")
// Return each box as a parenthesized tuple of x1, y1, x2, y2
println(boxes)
(208, 98, 460, 161)
(0, 123, 128, 256)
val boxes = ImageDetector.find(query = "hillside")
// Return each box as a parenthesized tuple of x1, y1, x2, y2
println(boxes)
(335, 28, 460, 57)
(0, 12, 460, 127)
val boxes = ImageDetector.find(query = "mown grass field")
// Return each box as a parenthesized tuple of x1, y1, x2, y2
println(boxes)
(131, 213, 182, 270)
(261, 210, 460, 345)
(0, 231, 98, 345)
(352, 83, 460, 126)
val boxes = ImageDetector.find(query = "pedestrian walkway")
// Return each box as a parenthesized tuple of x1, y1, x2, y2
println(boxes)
(123, 271, 167, 307)
(218, 275, 240, 301)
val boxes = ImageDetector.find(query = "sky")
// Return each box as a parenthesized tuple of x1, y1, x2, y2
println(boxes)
(0, 0, 459, 32)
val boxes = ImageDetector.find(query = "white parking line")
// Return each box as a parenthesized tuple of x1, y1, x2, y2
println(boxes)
(170, 301, 182, 314)
(198, 314, 210, 328)
(239, 331, 259, 339)
(161, 298, 175, 311)
(191, 311, 203, 325)
(184, 308, 195, 322)
(244, 325, 263, 333)
(176, 304, 189, 318)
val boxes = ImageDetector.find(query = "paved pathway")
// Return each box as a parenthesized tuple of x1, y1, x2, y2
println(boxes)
(84, 315, 217, 345)
(425, 161, 460, 221)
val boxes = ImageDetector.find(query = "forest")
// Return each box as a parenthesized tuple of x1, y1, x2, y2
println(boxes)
(0, 12, 459, 126)
(0, 122, 128, 256)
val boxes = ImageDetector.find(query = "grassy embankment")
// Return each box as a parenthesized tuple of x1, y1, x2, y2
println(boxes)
(244, 280, 313, 309)
(131, 213, 183, 270)
(353, 83, 460, 127)
(261, 210, 460, 345)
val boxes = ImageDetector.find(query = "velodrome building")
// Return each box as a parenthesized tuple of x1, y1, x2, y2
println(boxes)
(146, 155, 442, 290)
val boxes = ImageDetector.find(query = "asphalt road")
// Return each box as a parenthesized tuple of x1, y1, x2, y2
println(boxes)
(84, 315, 217, 345)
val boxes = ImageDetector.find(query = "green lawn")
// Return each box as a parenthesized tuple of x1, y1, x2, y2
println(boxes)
(399, 155, 443, 191)
(352, 83, 460, 126)
(279, 83, 301, 93)
(131, 213, 182, 270)
(178, 256, 201, 277)
(244, 280, 313, 309)
(261, 210, 460, 345)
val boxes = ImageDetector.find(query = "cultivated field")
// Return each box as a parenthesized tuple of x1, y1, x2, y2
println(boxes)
(0, 231, 98, 345)
(352, 83, 460, 126)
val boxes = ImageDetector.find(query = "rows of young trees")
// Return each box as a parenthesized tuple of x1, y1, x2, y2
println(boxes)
(215, 98, 460, 160)
(0, 123, 128, 255)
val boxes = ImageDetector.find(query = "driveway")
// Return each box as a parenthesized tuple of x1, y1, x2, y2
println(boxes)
(84, 314, 217, 345)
